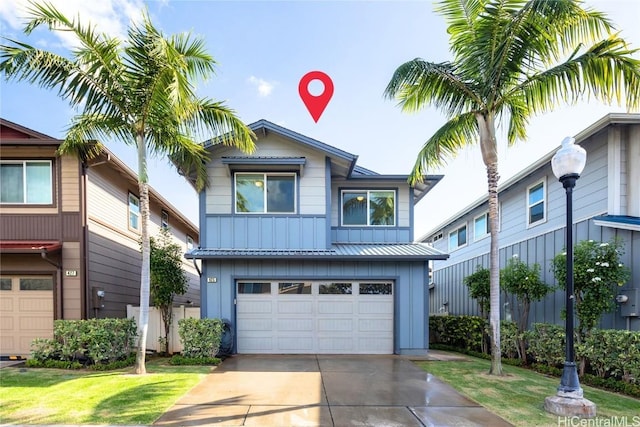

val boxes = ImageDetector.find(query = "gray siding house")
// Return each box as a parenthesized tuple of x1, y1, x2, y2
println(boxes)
(421, 113, 640, 331)
(187, 120, 447, 355)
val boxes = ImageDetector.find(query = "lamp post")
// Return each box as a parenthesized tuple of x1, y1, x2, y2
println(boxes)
(545, 137, 596, 418)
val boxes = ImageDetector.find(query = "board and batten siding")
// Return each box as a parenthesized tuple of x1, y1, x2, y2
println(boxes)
(201, 258, 430, 354)
(430, 218, 639, 331)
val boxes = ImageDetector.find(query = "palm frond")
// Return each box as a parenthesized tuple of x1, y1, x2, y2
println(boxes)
(409, 112, 478, 184)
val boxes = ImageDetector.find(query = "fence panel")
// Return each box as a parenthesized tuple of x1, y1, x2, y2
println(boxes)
(126, 305, 201, 353)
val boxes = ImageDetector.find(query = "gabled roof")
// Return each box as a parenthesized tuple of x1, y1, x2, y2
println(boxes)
(186, 243, 448, 261)
(204, 119, 442, 204)
(420, 113, 640, 241)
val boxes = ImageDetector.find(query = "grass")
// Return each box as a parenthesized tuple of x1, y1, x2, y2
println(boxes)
(416, 356, 640, 427)
(0, 358, 211, 425)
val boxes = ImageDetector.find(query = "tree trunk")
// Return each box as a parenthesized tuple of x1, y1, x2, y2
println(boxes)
(477, 112, 503, 375)
(135, 133, 150, 375)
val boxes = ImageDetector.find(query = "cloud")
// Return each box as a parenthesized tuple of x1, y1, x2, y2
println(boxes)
(0, 0, 145, 48)
(247, 76, 276, 97)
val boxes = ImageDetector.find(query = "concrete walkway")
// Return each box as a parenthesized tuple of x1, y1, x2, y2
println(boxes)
(154, 354, 513, 427)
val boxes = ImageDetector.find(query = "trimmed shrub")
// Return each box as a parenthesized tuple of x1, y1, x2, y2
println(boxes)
(524, 323, 566, 367)
(178, 318, 224, 358)
(169, 355, 221, 366)
(579, 329, 640, 383)
(500, 320, 520, 360)
(29, 318, 137, 367)
(429, 315, 486, 352)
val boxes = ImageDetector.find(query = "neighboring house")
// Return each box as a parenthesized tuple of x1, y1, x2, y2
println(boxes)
(186, 120, 447, 355)
(421, 113, 640, 331)
(0, 118, 200, 356)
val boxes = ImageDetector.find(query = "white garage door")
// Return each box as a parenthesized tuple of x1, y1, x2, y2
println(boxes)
(236, 281, 393, 354)
(0, 276, 54, 357)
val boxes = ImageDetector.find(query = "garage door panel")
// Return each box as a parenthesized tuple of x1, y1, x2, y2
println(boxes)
(358, 300, 393, 314)
(318, 301, 353, 314)
(238, 336, 273, 352)
(0, 298, 12, 311)
(238, 318, 272, 331)
(358, 318, 393, 332)
(318, 337, 354, 352)
(318, 318, 353, 332)
(238, 300, 272, 314)
(277, 318, 313, 331)
(19, 296, 52, 312)
(278, 336, 313, 351)
(19, 316, 53, 331)
(277, 300, 312, 314)
(358, 337, 393, 353)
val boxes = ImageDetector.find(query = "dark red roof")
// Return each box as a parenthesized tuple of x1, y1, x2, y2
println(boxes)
(0, 241, 62, 254)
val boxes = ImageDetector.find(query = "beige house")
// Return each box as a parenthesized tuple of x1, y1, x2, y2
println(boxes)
(0, 118, 200, 357)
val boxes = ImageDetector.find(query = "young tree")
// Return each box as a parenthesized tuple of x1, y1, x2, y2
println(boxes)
(551, 239, 630, 340)
(150, 228, 188, 355)
(500, 255, 552, 362)
(0, 2, 255, 374)
(464, 266, 490, 319)
(385, 0, 640, 375)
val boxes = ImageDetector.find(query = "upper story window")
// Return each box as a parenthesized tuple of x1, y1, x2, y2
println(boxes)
(0, 160, 52, 204)
(128, 193, 140, 231)
(161, 210, 169, 229)
(449, 224, 467, 250)
(235, 173, 296, 214)
(186, 235, 194, 251)
(341, 190, 395, 226)
(527, 179, 546, 226)
(474, 212, 489, 241)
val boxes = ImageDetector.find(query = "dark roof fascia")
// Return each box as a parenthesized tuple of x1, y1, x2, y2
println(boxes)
(419, 113, 640, 241)
(0, 118, 58, 140)
(352, 165, 379, 175)
(185, 251, 449, 261)
(0, 139, 62, 147)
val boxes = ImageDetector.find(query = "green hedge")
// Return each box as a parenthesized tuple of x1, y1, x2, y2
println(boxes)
(177, 318, 224, 358)
(30, 318, 137, 366)
(431, 316, 639, 385)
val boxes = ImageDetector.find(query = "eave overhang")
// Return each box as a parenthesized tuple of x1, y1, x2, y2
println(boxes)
(593, 215, 640, 232)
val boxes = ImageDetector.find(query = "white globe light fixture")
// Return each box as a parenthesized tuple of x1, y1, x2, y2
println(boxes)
(545, 136, 596, 418)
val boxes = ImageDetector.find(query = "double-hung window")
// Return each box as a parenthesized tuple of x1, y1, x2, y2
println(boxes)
(235, 173, 296, 213)
(527, 180, 546, 226)
(341, 190, 395, 226)
(0, 160, 52, 204)
(449, 224, 467, 250)
(474, 212, 489, 241)
(128, 193, 140, 231)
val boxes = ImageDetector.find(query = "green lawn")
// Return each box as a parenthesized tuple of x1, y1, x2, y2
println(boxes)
(0, 360, 211, 425)
(417, 357, 640, 427)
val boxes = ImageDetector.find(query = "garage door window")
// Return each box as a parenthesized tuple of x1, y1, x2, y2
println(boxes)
(359, 283, 392, 295)
(238, 282, 271, 294)
(20, 277, 54, 290)
(319, 283, 352, 294)
(278, 282, 311, 294)
(0, 278, 11, 290)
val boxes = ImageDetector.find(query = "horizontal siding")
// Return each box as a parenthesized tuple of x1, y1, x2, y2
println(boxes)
(61, 241, 82, 320)
(87, 167, 134, 233)
(60, 155, 80, 212)
(429, 218, 638, 331)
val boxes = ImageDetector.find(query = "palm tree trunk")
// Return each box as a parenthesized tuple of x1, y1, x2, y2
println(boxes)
(135, 133, 150, 375)
(477, 112, 503, 375)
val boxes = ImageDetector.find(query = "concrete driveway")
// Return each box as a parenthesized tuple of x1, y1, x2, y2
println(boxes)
(154, 354, 512, 427)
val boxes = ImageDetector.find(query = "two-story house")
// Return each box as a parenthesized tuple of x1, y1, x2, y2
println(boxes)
(0, 118, 200, 356)
(186, 120, 447, 355)
(421, 113, 640, 331)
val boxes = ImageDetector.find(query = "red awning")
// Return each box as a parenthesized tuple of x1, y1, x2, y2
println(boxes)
(0, 241, 62, 254)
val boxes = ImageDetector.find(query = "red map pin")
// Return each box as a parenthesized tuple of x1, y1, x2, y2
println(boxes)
(298, 71, 334, 123)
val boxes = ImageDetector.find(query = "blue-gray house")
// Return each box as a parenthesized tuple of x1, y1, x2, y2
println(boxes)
(186, 120, 447, 354)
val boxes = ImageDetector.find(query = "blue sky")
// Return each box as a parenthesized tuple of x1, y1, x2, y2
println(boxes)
(1, 0, 639, 238)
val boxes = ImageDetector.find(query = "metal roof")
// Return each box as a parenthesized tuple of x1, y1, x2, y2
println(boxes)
(593, 215, 640, 232)
(186, 243, 448, 261)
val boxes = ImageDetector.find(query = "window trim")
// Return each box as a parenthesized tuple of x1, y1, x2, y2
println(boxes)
(526, 178, 547, 228)
(186, 234, 194, 251)
(234, 172, 297, 214)
(473, 212, 490, 241)
(449, 223, 468, 251)
(128, 192, 141, 233)
(161, 210, 169, 229)
(340, 189, 397, 227)
(0, 159, 54, 205)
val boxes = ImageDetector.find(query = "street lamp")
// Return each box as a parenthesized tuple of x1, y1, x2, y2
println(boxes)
(545, 137, 596, 417)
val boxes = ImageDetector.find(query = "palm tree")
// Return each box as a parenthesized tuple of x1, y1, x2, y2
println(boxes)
(385, 0, 640, 375)
(0, 2, 255, 374)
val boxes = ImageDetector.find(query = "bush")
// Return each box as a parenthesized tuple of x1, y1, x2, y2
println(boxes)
(524, 323, 566, 367)
(500, 321, 520, 360)
(579, 329, 640, 383)
(178, 318, 224, 358)
(429, 315, 486, 352)
(29, 318, 137, 367)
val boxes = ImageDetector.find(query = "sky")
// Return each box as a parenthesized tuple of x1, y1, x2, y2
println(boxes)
(1, 0, 639, 239)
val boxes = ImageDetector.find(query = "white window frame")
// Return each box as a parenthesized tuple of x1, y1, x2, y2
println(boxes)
(449, 223, 467, 251)
(526, 178, 547, 227)
(186, 235, 194, 251)
(161, 210, 169, 229)
(340, 189, 396, 227)
(128, 193, 140, 232)
(473, 212, 489, 241)
(234, 172, 297, 214)
(0, 160, 53, 204)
